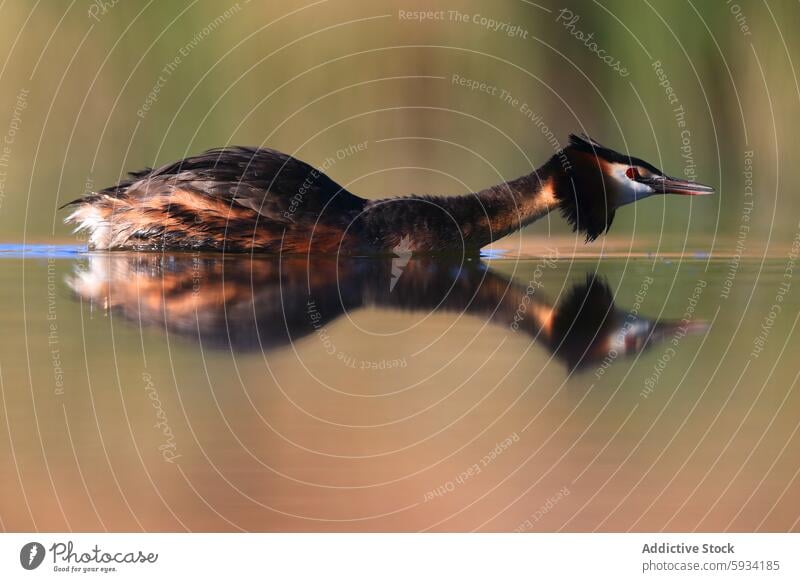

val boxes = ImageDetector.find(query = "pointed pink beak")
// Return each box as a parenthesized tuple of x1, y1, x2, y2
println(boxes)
(654, 176, 715, 196)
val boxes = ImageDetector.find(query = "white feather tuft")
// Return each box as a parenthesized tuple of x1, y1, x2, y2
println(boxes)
(65, 204, 112, 249)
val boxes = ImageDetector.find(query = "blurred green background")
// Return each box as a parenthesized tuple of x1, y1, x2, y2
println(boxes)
(0, 0, 796, 251)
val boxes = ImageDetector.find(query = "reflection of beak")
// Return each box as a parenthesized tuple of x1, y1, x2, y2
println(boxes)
(652, 319, 710, 341)
(648, 175, 715, 196)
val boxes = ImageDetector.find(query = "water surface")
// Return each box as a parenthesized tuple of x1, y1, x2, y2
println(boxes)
(1, 246, 798, 532)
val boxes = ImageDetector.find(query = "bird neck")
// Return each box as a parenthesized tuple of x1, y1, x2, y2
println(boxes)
(457, 161, 561, 247)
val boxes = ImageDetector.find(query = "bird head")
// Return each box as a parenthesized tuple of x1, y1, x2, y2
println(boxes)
(551, 134, 714, 241)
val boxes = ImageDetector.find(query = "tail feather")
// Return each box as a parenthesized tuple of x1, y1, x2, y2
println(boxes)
(64, 198, 114, 249)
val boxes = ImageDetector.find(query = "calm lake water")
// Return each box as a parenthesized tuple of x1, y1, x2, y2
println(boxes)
(1, 245, 799, 532)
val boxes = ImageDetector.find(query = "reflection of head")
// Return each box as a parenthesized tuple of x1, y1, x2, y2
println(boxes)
(549, 275, 619, 371)
(545, 274, 708, 373)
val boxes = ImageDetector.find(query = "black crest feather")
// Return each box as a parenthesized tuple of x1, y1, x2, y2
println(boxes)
(548, 134, 618, 241)
(568, 133, 663, 175)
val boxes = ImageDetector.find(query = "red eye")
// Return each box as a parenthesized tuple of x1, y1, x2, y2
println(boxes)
(625, 167, 638, 180)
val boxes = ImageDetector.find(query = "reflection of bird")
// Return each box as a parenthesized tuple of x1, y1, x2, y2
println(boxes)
(63, 134, 713, 253)
(66, 255, 706, 372)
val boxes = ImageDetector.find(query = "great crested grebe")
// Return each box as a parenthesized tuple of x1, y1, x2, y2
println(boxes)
(64, 134, 713, 253)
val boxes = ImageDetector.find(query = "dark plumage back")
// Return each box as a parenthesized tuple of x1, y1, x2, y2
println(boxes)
(64, 146, 367, 251)
(99, 146, 363, 218)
